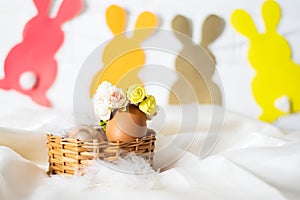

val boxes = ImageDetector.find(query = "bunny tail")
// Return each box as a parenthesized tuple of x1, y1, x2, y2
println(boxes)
(0, 79, 10, 90)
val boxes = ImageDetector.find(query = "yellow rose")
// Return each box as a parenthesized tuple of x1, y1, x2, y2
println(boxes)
(139, 95, 157, 116)
(127, 84, 146, 104)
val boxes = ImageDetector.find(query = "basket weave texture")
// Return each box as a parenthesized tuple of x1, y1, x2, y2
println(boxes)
(47, 131, 156, 175)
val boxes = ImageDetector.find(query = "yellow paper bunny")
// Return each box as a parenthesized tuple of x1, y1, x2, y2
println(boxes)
(90, 5, 158, 96)
(231, 0, 300, 122)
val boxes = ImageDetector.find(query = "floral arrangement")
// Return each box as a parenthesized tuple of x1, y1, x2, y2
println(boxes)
(93, 81, 157, 131)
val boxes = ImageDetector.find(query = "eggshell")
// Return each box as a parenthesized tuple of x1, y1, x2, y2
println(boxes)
(106, 104, 147, 142)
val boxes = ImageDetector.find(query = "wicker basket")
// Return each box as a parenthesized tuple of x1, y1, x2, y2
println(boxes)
(47, 129, 156, 175)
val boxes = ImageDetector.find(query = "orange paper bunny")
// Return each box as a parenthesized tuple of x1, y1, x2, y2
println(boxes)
(90, 5, 158, 96)
(231, 0, 300, 122)
(0, 0, 83, 107)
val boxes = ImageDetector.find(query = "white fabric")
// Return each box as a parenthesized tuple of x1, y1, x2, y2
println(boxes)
(0, 105, 300, 200)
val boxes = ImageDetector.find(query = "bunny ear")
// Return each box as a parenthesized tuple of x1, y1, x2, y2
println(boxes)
(231, 9, 258, 38)
(172, 15, 192, 40)
(201, 15, 225, 48)
(262, 0, 281, 33)
(54, 0, 83, 25)
(133, 11, 158, 42)
(33, 0, 51, 15)
(106, 5, 127, 35)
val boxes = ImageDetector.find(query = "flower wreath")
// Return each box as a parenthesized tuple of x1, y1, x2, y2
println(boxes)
(93, 81, 157, 131)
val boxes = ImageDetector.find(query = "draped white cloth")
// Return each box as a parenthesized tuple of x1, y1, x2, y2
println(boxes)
(0, 105, 300, 200)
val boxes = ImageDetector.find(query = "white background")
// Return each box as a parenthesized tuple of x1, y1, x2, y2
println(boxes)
(0, 0, 299, 120)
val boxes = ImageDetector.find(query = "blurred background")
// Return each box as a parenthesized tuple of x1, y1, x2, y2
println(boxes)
(0, 0, 299, 129)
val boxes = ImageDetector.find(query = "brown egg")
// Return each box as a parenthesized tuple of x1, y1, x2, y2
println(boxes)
(105, 104, 147, 142)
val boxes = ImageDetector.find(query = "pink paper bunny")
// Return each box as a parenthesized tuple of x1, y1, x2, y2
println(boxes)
(0, 0, 82, 107)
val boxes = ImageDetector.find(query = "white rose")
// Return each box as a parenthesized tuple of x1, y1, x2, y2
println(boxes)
(94, 100, 111, 121)
(93, 81, 127, 121)
(93, 81, 111, 100)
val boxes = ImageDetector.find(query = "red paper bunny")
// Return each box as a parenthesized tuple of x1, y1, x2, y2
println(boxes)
(0, 0, 82, 107)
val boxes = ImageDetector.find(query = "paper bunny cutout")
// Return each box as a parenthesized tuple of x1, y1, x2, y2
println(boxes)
(0, 0, 83, 107)
(169, 15, 224, 105)
(231, 0, 300, 122)
(90, 5, 158, 96)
